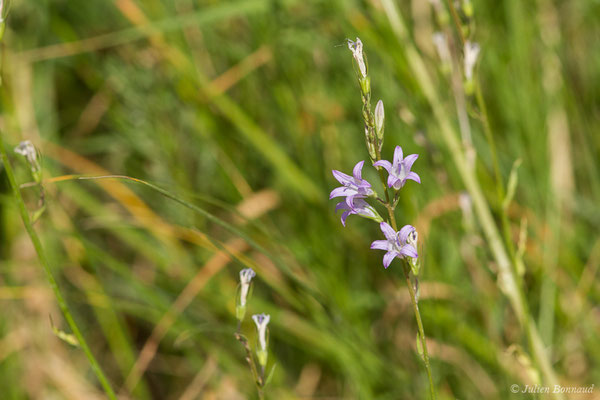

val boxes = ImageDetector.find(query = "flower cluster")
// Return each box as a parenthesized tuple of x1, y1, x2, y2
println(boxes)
(329, 37, 422, 271)
(330, 146, 421, 269)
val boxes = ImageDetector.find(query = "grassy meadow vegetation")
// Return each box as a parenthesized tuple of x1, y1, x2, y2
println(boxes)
(0, 0, 599, 398)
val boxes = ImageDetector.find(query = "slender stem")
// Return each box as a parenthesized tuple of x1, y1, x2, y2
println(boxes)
(234, 332, 264, 399)
(403, 262, 436, 400)
(474, 80, 516, 258)
(0, 138, 117, 399)
(356, 43, 435, 399)
(446, 0, 466, 48)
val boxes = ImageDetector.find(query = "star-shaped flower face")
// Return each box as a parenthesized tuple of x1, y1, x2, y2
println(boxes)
(371, 222, 418, 268)
(374, 146, 421, 190)
(329, 161, 375, 208)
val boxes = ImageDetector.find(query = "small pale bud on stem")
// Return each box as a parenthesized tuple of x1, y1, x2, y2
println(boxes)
(463, 41, 480, 94)
(252, 313, 270, 368)
(14, 140, 42, 183)
(375, 100, 385, 146)
(236, 268, 256, 322)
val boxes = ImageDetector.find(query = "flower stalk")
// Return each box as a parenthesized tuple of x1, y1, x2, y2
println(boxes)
(233, 268, 273, 400)
(331, 37, 436, 399)
(0, 138, 117, 399)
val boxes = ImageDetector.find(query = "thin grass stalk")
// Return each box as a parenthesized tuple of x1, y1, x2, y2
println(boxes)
(379, 0, 563, 396)
(0, 138, 117, 400)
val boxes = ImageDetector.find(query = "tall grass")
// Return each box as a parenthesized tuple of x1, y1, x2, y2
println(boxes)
(1, 0, 598, 399)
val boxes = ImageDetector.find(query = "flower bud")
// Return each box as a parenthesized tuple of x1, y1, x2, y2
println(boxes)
(464, 41, 480, 81)
(406, 229, 420, 276)
(365, 126, 377, 160)
(252, 313, 270, 367)
(14, 140, 42, 183)
(432, 32, 452, 75)
(236, 268, 256, 321)
(347, 37, 367, 79)
(375, 100, 385, 141)
(462, 0, 474, 18)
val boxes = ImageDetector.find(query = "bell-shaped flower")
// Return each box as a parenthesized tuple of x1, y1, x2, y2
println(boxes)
(335, 198, 382, 227)
(464, 41, 480, 81)
(373, 146, 421, 190)
(347, 37, 367, 78)
(252, 313, 270, 367)
(371, 222, 418, 268)
(330, 161, 375, 208)
(14, 140, 42, 182)
(239, 268, 255, 308)
(236, 268, 256, 321)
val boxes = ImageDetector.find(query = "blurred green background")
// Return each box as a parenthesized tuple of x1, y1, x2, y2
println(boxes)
(0, 0, 599, 399)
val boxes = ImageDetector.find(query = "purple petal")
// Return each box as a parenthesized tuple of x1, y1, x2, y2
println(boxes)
(332, 170, 354, 186)
(398, 225, 415, 244)
(335, 201, 350, 212)
(329, 186, 354, 199)
(380, 222, 397, 241)
(340, 211, 351, 227)
(387, 174, 397, 188)
(393, 146, 404, 166)
(356, 179, 372, 189)
(353, 161, 365, 180)
(406, 171, 421, 184)
(345, 195, 357, 210)
(403, 154, 418, 170)
(373, 160, 392, 173)
(352, 198, 369, 209)
(400, 244, 418, 259)
(392, 179, 404, 190)
(383, 251, 397, 268)
(370, 240, 390, 251)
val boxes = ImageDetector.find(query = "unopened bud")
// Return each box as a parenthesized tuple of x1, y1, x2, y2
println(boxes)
(432, 32, 452, 74)
(375, 100, 384, 140)
(236, 268, 256, 321)
(14, 140, 42, 183)
(464, 41, 480, 81)
(365, 126, 377, 160)
(462, 0, 474, 18)
(406, 228, 420, 276)
(252, 313, 270, 367)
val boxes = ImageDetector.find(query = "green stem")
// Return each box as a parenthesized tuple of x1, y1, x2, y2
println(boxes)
(380, 1, 562, 396)
(357, 45, 434, 399)
(0, 138, 117, 399)
(403, 262, 436, 400)
(446, 0, 466, 48)
(234, 332, 264, 399)
(474, 80, 516, 259)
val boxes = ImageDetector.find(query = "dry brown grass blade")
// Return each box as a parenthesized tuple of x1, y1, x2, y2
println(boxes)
(178, 356, 218, 400)
(43, 141, 200, 251)
(122, 237, 248, 393)
(123, 189, 280, 393)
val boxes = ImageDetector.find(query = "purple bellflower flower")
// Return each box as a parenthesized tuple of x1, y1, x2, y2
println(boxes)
(335, 197, 383, 226)
(330, 161, 375, 208)
(371, 222, 418, 268)
(374, 146, 421, 190)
